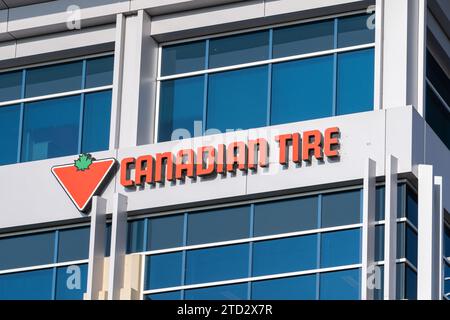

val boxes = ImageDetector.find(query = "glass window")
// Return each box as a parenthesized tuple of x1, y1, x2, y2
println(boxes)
(85, 56, 114, 88)
(145, 252, 183, 290)
(374, 266, 384, 300)
(319, 268, 361, 300)
(82, 90, 112, 153)
(273, 20, 334, 58)
(146, 291, 182, 300)
(209, 31, 269, 68)
(252, 235, 318, 276)
(375, 225, 384, 262)
(396, 263, 405, 299)
(406, 187, 418, 228)
(206, 66, 268, 132)
(406, 226, 418, 268)
(0, 268, 54, 300)
(271, 55, 334, 125)
(427, 51, 450, 107)
(158, 76, 204, 142)
(375, 186, 385, 221)
(405, 265, 417, 300)
(127, 219, 145, 253)
(321, 228, 361, 268)
(337, 14, 375, 48)
(161, 41, 206, 76)
(397, 222, 406, 259)
(0, 232, 55, 270)
(0, 105, 20, 165)
(147, 215, 184, 251)
(187, 206, 250, 245)
(0, 71, 22, 102)
(185, 244, 249, 285)
(21, 95, 81, 162)
(55, 263, 88, 300)
(336, 49, 374, 116)
(253, 196, 319, 237)
(321, 190, 361, 228)
(445, 224, 450, 258)
(25, 61, 83, 98)
(57, 227, 90, 262)
(185, 283, 248, 300)
(105, 222, 111, 257)
(426, 84, 450, 149)
(251, 275, 317, 300)
(397, 184, 406, 218)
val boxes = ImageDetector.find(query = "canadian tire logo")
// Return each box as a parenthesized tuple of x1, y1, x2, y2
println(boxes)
(52, 154, 117, 212)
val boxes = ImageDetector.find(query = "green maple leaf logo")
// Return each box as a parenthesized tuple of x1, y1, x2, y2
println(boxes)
(74, 154, 94, 171)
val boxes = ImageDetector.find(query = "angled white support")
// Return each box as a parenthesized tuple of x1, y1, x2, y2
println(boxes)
(85, 196, 107, 300)
(362, 158, 377, 300)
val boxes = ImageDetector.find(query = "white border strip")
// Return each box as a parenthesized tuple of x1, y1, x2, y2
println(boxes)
(0, 259, 88, 275)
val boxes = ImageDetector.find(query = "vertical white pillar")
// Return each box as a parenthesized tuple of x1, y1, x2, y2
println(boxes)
(374, 0, 384, 110)
(85, 196, 107, 300)
(108, 193, 128, 300)
(434, 176, 444, 299)
(384, 155, 398, 300)
(362, 158, 376, 300)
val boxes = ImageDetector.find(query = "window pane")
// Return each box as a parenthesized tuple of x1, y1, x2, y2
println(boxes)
(396, 263, 405, 299)
(405, 266, 417, 300)
(406, 187, 418, 228)
(254, 196, 319, 237)
(251, 275, 317, 300)
(185, 244, 249, 285)
(21, 95, 81, 162)
(85, 56, 114, 88)
(209, 31, 269, 68)
(162, 41, 206, 76)
(0, 105, 20, 165)
(397, 184, 406, 218)
(25, 61, 82, 97)
(271, 55, 334, 125)
(273, 20, 334, 58)
(375, 225, 384, 261)
(146, 291, 182, 300)
(427, 51, 450, 107)
(321, 190, 361, 228)
(145, 252, 183, 290)
(397, 222, 406, 259)
(374, 266, 384, 300)
(0, 268, 53, 300)
(82, 90, 112, 153)
(426, 84, 450, 149)
(375, 186, 385, 221)
(445, 224, 450, 258)
(127, 219, 145, 253)
(158, 76, 204, 142)
(0, 232, 55, 270)
(105, 222, 111, 257)
(147, 215, 184, 251)
(337, 14, 375, 48)
(336, 49, 374, 116)
(252, 235, 318, 276)
(187, 206, 250, 245)
(0, 71, 22, 102)
(207, 66, 268, 132)
(321, 229, 361, 268)
(55, 263, 88, 300)
(185, 283, 248, 300)
(406, 226, 418, 268)
(320, 268, 360, 300)
(57, 227, 90, 262)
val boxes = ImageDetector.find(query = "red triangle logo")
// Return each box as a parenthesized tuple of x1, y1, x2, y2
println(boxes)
(52, 155, 116, 212)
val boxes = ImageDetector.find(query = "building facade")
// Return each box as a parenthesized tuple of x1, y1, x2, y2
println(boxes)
(0, 0, 448, 300)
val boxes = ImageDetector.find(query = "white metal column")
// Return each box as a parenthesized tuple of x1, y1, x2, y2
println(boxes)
(435, 176, 444, 299)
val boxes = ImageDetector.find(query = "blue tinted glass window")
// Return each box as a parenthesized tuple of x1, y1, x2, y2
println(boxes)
(252, 275, 317, 300)
(127, 219, 145, 253)
(158, 76, 204, 142)
(82, 90, 112, 153)
(145, 252, 183, 290)
(254, 196, 318, 237)
(445, 225, 450, 258)
(374, 266, 384, 300)
(146, 291, 182, 300)
(397, 222, 406, 259)
(55, 263, 88, 300)
(105, 223, 111, 257)
(0, 71, 22, 102)
(253, 235, 318, 276)
(271, 55, 334, 125)
(21, 95, 80, 162)
(320, 268, 361, 300)
(0, 232, 55, 270)
(0, 105, 20, 165)
(207, 66, 268, 132)
(396, 263, 405, 299)
(337, 14, 375, 48)
(209, 31, 269, 68)
(85, 56, 114, 88)
(427, 51, 450, 107)
(375, 186, 385, 221)
(187, 206, 250, 245)
(397, 184, 406, 218)
(148, 215, 184, 251)
(375, 225, 384, 261)
(321, 190, 361, 228)
(57, 227, 90, 262)
(162, 41, 206, 76)
(406, 226, 418, 268)
(406, 188, 418, 228)
(405, 266, 417, 300)
(426, 84, 450, 149)
(25, 61, 82, 97)
(0, 268, 53, 300)
(337, 49, 374, 116)
(185, 244, 249, 285)
(321, 229, 361, 268)
(273, 20, 334, 58)
(185, 283, 248, 300)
